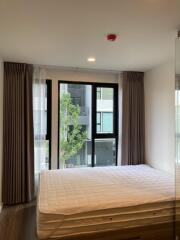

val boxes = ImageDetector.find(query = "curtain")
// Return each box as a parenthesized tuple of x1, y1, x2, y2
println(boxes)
(117, 74, 123, 165)
(176, 75, 180, 164)
(2, 62, 34, 205)
(33, 67, 47, 180)
(121, 71, 145, 165)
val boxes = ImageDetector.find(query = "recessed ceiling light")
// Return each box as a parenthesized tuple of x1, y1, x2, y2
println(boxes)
(88, 57, 96, 62)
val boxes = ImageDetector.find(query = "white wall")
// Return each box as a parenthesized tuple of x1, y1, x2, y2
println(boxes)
(46, 68, 119, 169)
(46, 68, 118, 84)
(0, 58, 3, 211)
(144, 60, 175, 174)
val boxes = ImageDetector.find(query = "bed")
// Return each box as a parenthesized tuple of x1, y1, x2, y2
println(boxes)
(37, 165, 175, 240)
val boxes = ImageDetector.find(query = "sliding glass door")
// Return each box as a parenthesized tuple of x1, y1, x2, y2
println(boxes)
(58, 81, 118, 169)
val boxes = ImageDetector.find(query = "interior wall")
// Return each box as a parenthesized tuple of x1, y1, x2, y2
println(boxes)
(46, 68, 119, 83)
(46, 68, 119, 169)
(144, 60, 175, 174)
(0, 58, 3, 211)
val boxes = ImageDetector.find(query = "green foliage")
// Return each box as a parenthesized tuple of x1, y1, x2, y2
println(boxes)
(60, 93, 87, 167)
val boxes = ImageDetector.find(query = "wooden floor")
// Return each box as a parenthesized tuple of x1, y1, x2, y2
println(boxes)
(0, 202, 37, 240)
(0, 202, 177, 240)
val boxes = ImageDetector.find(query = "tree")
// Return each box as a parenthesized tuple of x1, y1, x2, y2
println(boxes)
(59, 92, 87, 168)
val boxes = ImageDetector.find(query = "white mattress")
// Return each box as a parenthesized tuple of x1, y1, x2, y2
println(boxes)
(37, 165, 175, 239)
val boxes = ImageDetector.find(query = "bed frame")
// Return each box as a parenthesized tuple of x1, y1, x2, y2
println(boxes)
(43, 222, 175, 240)
(176, 220, 180, 239)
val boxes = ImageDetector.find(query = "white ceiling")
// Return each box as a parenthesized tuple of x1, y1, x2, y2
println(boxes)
(0, 0, 180, 71)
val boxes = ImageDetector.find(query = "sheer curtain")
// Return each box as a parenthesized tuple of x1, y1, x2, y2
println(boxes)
(117, 73, 123, 165)
(33, 67, 47, 188)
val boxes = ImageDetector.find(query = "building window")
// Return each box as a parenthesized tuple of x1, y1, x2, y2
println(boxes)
(58, 82, 118, 168)
(96, 112, 113, 133)
(96, 112, 101, 133)
(102, 112, 113, 133)
(97, 87, 101, 99)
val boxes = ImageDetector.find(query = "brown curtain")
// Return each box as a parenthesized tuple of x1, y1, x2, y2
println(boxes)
(121, 72, 145, 165)
(2, 62, 34, 205)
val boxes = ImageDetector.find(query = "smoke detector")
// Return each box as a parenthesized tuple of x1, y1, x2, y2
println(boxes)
(106, 33, 118, 42)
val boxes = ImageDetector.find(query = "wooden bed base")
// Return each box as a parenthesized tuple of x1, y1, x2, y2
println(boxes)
(175, 220, 180, 239)
(44, 222, 175, 240)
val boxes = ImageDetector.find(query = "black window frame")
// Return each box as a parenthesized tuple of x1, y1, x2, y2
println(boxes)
(93, 84, 118, 138)
(58, 80, 118, 168)
(46, 79, 52, 170)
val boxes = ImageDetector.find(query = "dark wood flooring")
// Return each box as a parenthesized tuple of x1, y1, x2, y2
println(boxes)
(0, 202, 37, 240)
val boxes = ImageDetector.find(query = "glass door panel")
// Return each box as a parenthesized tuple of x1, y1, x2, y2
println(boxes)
(94, 139, 116, 166)
(59, 83, 92, 168)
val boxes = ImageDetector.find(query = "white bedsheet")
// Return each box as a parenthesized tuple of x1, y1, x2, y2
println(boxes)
(38, 165, 174, 215)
